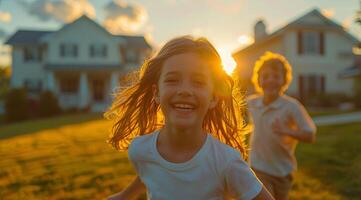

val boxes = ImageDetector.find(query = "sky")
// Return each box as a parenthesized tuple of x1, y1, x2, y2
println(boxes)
(0, 0, 360, 73)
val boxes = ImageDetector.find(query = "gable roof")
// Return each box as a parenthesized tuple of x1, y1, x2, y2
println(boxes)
(117, 35, 152, 49)
(233, 8, 359, 57)
(41, 15, 113, 42)
(5, 30, 53, 45)
(5, 15, 151, 49)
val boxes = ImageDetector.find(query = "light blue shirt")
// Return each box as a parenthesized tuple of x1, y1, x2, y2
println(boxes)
(128, 131, 263, 200)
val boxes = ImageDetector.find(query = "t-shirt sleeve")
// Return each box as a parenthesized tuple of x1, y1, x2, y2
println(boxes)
(290, 101, 316, 134)
(127, 139, 142, 176)
(225, 153, 263, 200)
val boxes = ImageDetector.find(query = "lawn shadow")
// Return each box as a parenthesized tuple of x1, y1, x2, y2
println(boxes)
(0, 113, 103, 140)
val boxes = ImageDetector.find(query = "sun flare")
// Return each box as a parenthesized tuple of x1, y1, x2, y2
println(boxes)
(218, 48, 237, 75)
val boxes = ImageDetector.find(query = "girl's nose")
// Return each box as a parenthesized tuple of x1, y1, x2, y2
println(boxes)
(177, 88, 194, 97)
(177, 82, 194, 96)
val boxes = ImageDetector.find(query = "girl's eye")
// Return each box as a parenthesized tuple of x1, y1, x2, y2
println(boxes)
(193, 79, 206, 86)
(164, 79, 178, 83)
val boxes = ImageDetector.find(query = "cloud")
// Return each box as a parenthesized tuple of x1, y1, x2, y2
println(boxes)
(16, 0, 96, 23)
(0, 11, 11, 22)
(342, 16, 353, 30)
(321, 8, 335, 19)
(102, 0, 148, 34)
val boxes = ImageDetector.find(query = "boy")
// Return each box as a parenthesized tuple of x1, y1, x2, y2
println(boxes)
(247, 52, 316, 200)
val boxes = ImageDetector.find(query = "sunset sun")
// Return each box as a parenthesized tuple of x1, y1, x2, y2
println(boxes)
(218, 47, 237, 75)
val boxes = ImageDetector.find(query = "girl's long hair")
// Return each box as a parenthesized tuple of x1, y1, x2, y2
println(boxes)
(105, 36, 248, 158)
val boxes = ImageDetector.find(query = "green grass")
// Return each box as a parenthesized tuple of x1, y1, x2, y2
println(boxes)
(0, 115, 360, 199)
(0, 113, 102, 139)
(289, 123, 361, 200)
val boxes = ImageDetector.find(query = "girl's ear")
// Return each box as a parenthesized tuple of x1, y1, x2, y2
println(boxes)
(152, 84, 160, 104)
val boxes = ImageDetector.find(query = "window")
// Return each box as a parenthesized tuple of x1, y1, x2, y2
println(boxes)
(24, 79, 42, 93)
(60, 78, 78, 93)
(23, 47, 43, 62)
(297, 31, 324, 55)
(89, 44, 107, 57)
(298, 74, 325, 98)
(59, 43, 78, 57)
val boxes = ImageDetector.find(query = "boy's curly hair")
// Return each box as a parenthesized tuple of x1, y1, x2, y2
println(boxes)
(252, 51, 293, 94)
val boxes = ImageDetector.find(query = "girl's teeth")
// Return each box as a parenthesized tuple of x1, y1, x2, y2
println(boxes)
(174, 104, 194, 109)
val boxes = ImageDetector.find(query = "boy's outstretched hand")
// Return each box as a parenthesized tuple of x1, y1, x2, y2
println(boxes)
(271, 117, 292, 136)
(272, 117, 315, 143)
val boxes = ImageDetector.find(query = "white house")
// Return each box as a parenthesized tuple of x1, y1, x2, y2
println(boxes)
(5, 15, 152, 112)
(232, 9, 359, 102)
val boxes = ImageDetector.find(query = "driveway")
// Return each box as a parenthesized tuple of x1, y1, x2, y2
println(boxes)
(313, 111, 361, 126)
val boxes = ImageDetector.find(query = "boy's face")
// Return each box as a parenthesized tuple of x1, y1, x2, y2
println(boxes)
(153, 52, 218, 130)
(259, 64, 285, 97)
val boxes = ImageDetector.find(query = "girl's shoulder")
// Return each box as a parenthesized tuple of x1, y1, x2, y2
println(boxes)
(246, 94, 262, 105)
(130, 132, 156, 147)
(128, 131, 158, 160)
(207, 135, 244, 163)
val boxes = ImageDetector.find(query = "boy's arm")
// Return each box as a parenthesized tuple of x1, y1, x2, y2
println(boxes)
(252, 186, 275, 200)
(272, 119, 316, 143)
(108, 176, 145, 200)
(272, 101, 316, 143)
(272, 120, 315, 143)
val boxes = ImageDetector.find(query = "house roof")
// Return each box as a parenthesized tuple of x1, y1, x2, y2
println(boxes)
(117, 35, 152, 49)
(5, 15, 151, 49)
(339, 65, 361, 78)
(5, 30, 54, 45)
(232, 8, 360, 57)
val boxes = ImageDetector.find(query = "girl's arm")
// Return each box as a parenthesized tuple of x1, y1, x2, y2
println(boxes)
(107, 176, 145, 200)
(252, 186, 275, 200)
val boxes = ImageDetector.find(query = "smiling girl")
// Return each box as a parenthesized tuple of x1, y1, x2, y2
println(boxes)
(106, 36, 274, 200)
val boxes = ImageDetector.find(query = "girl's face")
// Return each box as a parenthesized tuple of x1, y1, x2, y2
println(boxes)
(259, 65, 285, 97)
(154, 52, 218, 130)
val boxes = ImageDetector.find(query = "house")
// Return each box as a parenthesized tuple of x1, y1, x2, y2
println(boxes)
(232, 9, 359, 102)
(5, 15, 152, 112)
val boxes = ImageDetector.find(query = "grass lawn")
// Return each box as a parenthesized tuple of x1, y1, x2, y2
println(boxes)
(289, 123, 361, 200)
(0, 115, 360, 199)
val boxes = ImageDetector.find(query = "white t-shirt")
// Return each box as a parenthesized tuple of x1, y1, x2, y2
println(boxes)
(128, 130, 262, 200)
(247, 94, 316, 177)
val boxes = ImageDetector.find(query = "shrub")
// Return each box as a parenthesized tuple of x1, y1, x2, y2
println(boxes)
(38, 91, 61, 117)
(306, 93, 352, 107)
(5, 88, 28, 122)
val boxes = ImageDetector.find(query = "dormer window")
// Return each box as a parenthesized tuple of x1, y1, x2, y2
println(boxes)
(60, 43, 78, 57)
(297, 31, 324, 55)
(89, 44, 107, 58)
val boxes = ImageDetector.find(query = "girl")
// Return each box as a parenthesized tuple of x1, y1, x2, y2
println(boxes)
(106, 36, 274, 200)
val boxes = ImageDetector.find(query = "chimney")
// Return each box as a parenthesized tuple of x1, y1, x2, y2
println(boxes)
(254, 19, 268, 42)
